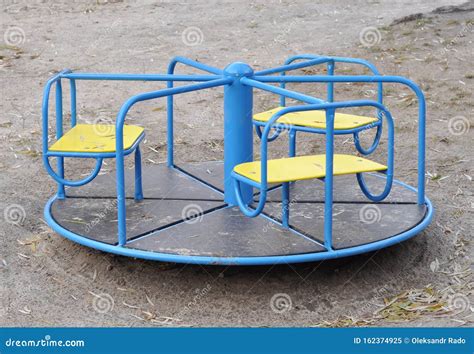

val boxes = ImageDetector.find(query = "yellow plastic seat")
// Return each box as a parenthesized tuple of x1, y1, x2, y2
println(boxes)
(49, 124, 144, 153)
(234, 154, 387, 184)
(253, 106, 378, 130)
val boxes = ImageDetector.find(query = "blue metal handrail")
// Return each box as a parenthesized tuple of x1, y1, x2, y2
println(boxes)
(283, 55, 382, 154)
(232, 99, 394, 251)
(254, 55, 384, 153)
(41, 70, 70, 156)
(254, 57, 331, 142)
(247, 76, 325, 142)
(114, 77, 232, 246)
(252, 74, 426, 205)
(41, 69, 72, 198)
(249, 76, 382, 149)
(257, 54, 382, 105)
(43, 67, 223, 194)
(281, 55, 384, 155)
(61, 72, 219, 81)
(254, 56, 331, 76)
(255, 54, 381, 77)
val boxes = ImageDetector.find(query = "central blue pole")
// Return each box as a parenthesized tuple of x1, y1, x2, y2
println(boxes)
(223, 62, 254, 205)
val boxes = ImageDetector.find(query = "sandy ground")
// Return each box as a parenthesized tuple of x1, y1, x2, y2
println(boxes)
(0, 0, 472, 327)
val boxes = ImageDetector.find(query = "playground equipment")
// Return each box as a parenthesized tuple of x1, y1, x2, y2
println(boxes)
(42, 55, 433, 265)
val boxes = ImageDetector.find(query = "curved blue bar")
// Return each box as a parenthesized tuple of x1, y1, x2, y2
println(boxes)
(43, 157, 103, 187)
(232, 178, 264, 217)
(354, 125, 382, 155)
(254, 125, 282, 142)
(356, 110, 394, 202)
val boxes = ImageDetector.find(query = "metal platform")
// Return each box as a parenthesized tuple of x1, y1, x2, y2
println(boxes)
(45, 161, 433, 265)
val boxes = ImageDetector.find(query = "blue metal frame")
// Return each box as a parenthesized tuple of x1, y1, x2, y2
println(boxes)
(42, 55, 432, 265)
(41, 70, 146, 193)
(252, 73, 426, 205)
(232, 100, 394, 250)
(254, 54, 384, 155)
(114, 77, 232, 245)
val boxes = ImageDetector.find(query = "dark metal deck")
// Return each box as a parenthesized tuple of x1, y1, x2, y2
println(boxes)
(51, 161, 426, 257)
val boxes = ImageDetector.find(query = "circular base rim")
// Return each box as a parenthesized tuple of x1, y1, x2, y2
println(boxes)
(44, 179, 434, 266)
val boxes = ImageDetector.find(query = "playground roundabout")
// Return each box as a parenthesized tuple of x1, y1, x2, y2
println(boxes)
(42, 55, 434, 265)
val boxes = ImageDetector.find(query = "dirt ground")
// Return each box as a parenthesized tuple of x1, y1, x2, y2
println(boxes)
(0, 0, 472, 327)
